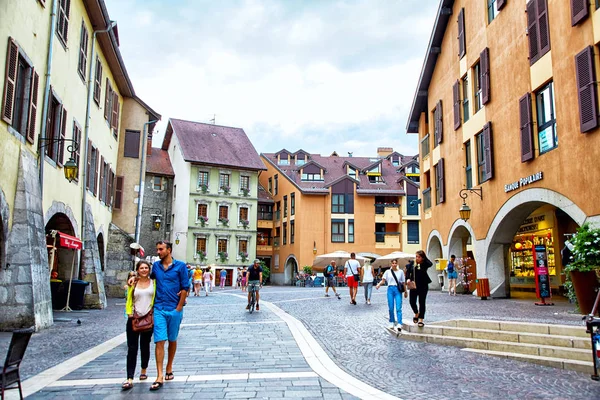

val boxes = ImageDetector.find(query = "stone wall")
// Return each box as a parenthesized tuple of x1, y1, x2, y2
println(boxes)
(139, 174, 173, 254)
(81, 205, 107, 309)
(105, 223, 135, 298)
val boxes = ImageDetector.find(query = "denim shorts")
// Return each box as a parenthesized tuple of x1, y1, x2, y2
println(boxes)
(154, 308, 183, 343)
(447, 271, 458, 279)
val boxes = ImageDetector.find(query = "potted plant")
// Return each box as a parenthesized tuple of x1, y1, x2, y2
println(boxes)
(218, 251, 228, 262)
(197, 250, 207, 262)
(199, 183, 209, 193)
(239, 251, 248, 262)
(241, 187, 250, 197)
(199, 215, 208, 227)
(564, 223, 600, 314)
(303, 265, 312, 275)
(220, 185, 230, 195)
(218, 217, 229, 226)
(240, 219, 249, 229)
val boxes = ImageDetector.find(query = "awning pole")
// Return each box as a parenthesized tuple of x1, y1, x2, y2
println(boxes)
(48, 232, 57, 273)
(60, 253, 76, 312)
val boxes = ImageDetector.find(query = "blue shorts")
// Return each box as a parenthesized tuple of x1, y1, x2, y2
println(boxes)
(153, 308, 183, 343)
(448, 271, 458, 279)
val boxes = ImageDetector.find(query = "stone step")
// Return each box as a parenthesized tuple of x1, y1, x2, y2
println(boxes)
(462, 348, 594, 375)
(401, 322, 591, 350)
(431, 319, 588, 338)
(392, 329, 591, 363)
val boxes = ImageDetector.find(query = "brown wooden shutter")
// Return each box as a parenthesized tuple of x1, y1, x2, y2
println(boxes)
(57, 107, 67, 166)
(86, 139, 92, 189)
(2, 38, 19, 124)
(527, 0, 539, 64)
(108, 170, 114, 207)
(436, 100, 443, 145)
(93, 149, 99, 196)
(114, 176, 123, 209)
(438, 158, 445, 203)
(519, 93, 534, 162)
(575, 46, 598, 133)
(26, 70, 40, 143)
(111, 92, 118, 129)
(101, 157, 106, 203)
(497, 0, 507, 10)
(571, 0, 588, 26)
(78, 22, 88, 77)
(104, 79, 111, 120)
(453, 80, 461, 130)
(482, 122, 493, 181)
(481, 47, 490, 105)
(457, 8, 465, 59)
(537, 0, 550, 57)
(93, 59, 102, 104)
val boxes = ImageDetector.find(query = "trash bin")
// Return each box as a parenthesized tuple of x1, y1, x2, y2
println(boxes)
(65, 280, 90, 310)
(476, 278, 490, 300)
(50, 281, 66, 309)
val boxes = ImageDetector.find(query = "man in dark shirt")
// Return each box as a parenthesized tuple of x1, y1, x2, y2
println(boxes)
(246, 259, 263, 311)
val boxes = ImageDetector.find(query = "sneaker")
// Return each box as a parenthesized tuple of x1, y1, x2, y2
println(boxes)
(256, 304, 260, 311)
(367, 300, 371, 305)
(397, 326, 402, 333)
(324, 294, 330, 297)
(337, 294, 341, 300)
(388, 323, 395, 329)
(245, 304, 250, 310)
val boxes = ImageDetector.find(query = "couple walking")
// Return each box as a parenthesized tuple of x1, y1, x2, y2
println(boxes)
(123, 241, 188, 391)
(323, 253, 375, 304)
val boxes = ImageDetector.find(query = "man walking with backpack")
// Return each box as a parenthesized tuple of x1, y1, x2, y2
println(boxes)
(324, 260, 341, 299)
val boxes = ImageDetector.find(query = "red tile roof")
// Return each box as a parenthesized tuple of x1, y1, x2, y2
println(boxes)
(165, 118, 266, 171)
(146, 149, 174, 177)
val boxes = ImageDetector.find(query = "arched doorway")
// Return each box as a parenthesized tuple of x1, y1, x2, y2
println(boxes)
(96, 233, 105, 272)
(426, 234, 443, 289)
(284, 256, 298, 285)
(448, 224, 477, 293)
(45, 213, 78, 281)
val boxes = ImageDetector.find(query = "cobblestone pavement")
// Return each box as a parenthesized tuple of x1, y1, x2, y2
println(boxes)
(1, 287, 600, 399)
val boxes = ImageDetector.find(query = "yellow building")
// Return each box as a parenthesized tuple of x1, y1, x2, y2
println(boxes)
(0, 0, 157, 329)
(407, 0, 600, 296)
(259, 148, 420, 285)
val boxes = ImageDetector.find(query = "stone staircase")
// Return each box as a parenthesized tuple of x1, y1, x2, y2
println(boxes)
(391, 319, 594, 374)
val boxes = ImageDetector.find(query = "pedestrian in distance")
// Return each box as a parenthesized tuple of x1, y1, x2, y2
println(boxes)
(246, 259, 263, 311)
(192, 266, 203, 296)
(360, 260, 375, 305)
(344, 252, 361, 305)
(241, 266, 248, 292)
(447, 255, 458, 296)
(122, 260, 155, 391)
(236, 271, 242, 289)
(323, 260, 341, 299)
(407, 250, 433, 327)
(203, 267, 213, 296)
(220, 268, 227, 289)
(376, 259, 406, 331)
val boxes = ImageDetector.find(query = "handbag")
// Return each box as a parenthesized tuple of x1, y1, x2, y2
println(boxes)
(390, 270, 405, 293)
(346, 261, 360, 282)
(407, 281, 416, 290)
(131, 281, 154, 333)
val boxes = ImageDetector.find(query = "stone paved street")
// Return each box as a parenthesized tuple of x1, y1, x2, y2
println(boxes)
(1, 287, 600, 399)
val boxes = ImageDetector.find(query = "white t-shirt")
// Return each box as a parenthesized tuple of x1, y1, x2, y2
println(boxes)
(383, 269, 405, 286)
(345, 259, 361, 277)
(362, 265, 374, 283)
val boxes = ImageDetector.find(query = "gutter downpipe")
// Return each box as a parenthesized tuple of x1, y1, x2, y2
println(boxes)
(80, 21, 117, 277)
(38, 0, 59, 198)
(134, 120, 159, 244)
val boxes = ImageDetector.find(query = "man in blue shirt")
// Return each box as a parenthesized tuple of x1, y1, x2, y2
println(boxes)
(149, 241, 188, 391)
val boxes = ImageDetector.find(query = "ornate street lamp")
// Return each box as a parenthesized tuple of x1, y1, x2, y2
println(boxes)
(153, 215, 162, 230)
(458, 188, 483, 222)
(38, 138, 79, 182)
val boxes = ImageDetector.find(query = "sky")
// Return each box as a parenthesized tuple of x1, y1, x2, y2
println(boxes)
(104, 0, 438, 157)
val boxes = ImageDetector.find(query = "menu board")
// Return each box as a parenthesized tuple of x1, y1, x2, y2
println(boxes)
(534, 244, 551, 299)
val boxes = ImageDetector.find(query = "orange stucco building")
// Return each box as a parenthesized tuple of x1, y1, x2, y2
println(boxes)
(407, 0, 600, 296)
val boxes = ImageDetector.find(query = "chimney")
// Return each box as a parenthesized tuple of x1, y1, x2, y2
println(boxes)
(147, 133, 153, 157)
(377, 147, 393, 157)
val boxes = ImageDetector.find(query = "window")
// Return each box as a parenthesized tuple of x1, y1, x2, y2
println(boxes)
(433, 100, 443, 146)
(104, 78, 113, 123)
(77, 21, 88, 80)
(527, 0, 551, 65)
(458, 8, 466, 59)
(290, 220, 295, 244)
(198, 171, 209, 189)
(421, 134, 430, 158)
(71, 121, 81, 181)
(283, 195, 288, 217)
(196, 237, 207, 253)
(462, 75, 470, 122)
(476, 123, 494, 183)
(123, 130, 140, 158)
(391, 157, 400, 167)
(302, 173, 322, 181)
(536, 81, 557, 154)
(56, 0, 70, 45)
(219, 173, 230, 191)
(332, 194, 345, 213)
(240, 175, 250, 191)
(153, 176, 166, 191)
(2, 38, 40, 143)
(488, 0, 499, 23)
(434, 159, 445, 204)
(46, 95, 67, 165)
(87, 143, 98, 194)
(218, 239, 228, 253)
(368, 175, 384, 183)
(239, 207, 248, 222)
(274, 174, 278, 195)
(290, 192, 295, 215)
(296, 155, 306, 166)
(407, 195, 419, 216)
(239, 239, 248, 254)
(407, 221, 419, 244)
(219, 205, 229, 220)
(268, 177, 272, 193)
(197, 203, 208, 219)
(278, 155, 289, 165)
(348, 168, 356, 179)
(474, 62, 483, 112)
(93, 58, 102, 105)
(465, 140, 473, 189)
(348, 220, 354, 243)
(331, 220, 345, 243)
(283, 222, 287, 245)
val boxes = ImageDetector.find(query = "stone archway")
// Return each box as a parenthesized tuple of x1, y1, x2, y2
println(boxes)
(426, 232, 443, 289)
(483, 188, 587, 297)
(45, 213, 78, 281)
(284, 255, 298, 285)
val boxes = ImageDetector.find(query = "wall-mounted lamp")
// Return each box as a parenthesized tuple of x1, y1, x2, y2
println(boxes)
(313, 241, 317, 255)
(175, 232, 180, 245)
(153, 215, 162, 230)
(38, 138, 79, 182)
(409, 198, 422, 208)
(458, 188, 483, 222)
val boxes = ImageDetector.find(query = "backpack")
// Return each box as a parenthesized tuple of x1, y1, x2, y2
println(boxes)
(447, 261, 455, 274)
(325, 265, 333, 277)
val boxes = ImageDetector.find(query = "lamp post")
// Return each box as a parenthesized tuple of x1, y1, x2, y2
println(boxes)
(313, 241, 317, 255)
(37, 138, 79, 182)
(458, 188, 483, 222)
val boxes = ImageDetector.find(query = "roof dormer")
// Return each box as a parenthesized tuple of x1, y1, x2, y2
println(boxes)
(386, 151, 403, 166)
(364, 161, 384, 183)
(300, 160, 325, 181)
(293, 149, 310, 166)
(274, 149, 291, 166)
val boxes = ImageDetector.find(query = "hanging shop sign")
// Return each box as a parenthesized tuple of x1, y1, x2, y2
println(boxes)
(504, 171, 543, 193)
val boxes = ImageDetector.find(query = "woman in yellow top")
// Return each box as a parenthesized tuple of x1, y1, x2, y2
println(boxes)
(192, 266, 203, 296)
(122, 260, 155, 390)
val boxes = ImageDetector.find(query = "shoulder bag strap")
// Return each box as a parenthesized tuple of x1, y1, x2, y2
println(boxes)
(390, 270, 400, 286)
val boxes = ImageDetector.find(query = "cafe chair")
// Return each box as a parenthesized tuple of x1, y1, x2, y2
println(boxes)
(1, 327, 34, 400)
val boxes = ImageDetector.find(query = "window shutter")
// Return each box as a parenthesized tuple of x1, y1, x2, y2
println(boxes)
(93, 59, 102, 104)
(438, 158, 445, 203)
(457, 8, 465, 59)
(26, 70, 40, 143)
(571, 0, 589, 26)
(99, 156, 104, 203)
(108, 170, 114, 207)
(482, 122, 494, 181)
(104, 79, 111, 120)
(2, 38, 19, 124)
(57, 107, 67, 166)
(86, 139, 92, 189)
(519, 93, 534, 162)
(93, 149, 99, 196)
(527, 0, 539, 64)
(453, 80, 461, 130)
(111, 92, 119, 130)
(497, 0, 507, 10)
(537, 0, 550, 57)
(575, 46, 599, 133)
(436, 100, 443, 144)
(114, 176, 123, 209)
(481, 47, 490, 105)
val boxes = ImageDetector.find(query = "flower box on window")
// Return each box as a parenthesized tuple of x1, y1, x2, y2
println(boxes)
(196, 250, 207, 262)
(240, 219, 249, 229)
(241, 188, 250, 197)
(218, 251, 228, 262)
(219, 217, 229, 226)
(220, 185, 230, 195)
(199, 215, 208, 227)
(199, 183, 209, 193)
(239, 251, 248, 262)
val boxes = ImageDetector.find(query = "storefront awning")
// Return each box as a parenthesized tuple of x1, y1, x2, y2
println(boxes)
(56, 231, 82, 250)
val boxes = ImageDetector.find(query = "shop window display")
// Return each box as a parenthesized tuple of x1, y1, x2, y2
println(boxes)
(511, 231, 556, 278)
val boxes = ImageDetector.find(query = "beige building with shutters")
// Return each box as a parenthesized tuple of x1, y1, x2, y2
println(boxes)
(407, 0, 600, 297)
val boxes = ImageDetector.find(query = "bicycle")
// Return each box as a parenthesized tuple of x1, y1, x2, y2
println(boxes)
(248, 282, 260, 313)
(585, 287, 600, 380)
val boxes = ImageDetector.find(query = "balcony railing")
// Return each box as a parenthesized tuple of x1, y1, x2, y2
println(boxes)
(423, 188, 432, 210)
(257, 236, 273, 246)
(421, 134, 430, 157)
(375, 231, 400, 243)
(375, 203, 399, 214)
(274, 210, 281, 220)
(258, 212, 273, 220)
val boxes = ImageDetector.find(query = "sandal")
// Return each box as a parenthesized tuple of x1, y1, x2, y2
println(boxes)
(413, 315, 419, 324)
(418, 321, 425, 327)
(150, 381, 163, 391)
(139, 374, 148, 381)
(165, 372, 174, 381)
(122, 381, 133, 390)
